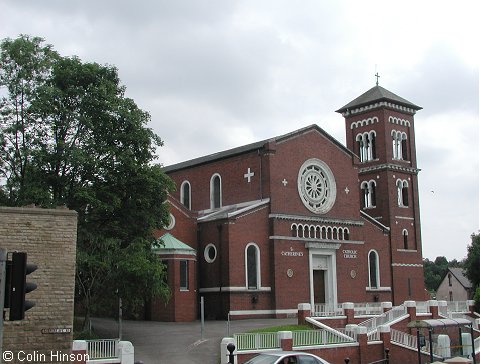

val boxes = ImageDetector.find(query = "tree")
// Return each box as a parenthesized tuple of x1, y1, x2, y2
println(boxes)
(464, 233, 480, 289)
(0, 35, 174, 326)
(423, 256, 449, 293)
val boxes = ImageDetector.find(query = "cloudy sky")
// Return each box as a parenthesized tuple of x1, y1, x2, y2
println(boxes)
(2, 0, 478, 260)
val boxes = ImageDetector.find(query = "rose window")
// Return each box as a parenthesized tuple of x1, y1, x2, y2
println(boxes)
(297, 159, 336, 214)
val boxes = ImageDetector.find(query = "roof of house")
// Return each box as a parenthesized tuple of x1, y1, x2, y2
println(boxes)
(163, 124, 353, 173)
(448, 267, 472, 289)
(336, 85, 422, 113)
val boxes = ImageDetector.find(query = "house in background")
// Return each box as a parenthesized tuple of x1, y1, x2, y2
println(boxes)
(436, 267, 474, 302)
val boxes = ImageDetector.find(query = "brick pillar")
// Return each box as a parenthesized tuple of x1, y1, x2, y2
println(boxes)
(381, 301, 392, 313)
(278, 331, 293, 351)
(378, 325, 391, 355)
(405, 300, 417, 321)
(467, 300, 475, 315)
(428, 300, 439, 318)
(343, 302, 355, 324)
(355, 326, 368, 364)
(71, 341, 87, 364)
(298, 303, 311, 325)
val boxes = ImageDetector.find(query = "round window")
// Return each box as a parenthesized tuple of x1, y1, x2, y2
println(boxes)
(297, 158, 336, 214)
(204, 244, 217, 263)
(165, 213, 175, 230)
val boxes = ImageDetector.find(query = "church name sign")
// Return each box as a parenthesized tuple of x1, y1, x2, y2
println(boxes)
(281, 247, 304, 257)
(343, 249, 357, 259)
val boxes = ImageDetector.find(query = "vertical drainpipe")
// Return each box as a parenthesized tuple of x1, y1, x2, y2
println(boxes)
(196, 225, 202, 319)
(258, 149, 263, 200)
(217, 223, 223, 318)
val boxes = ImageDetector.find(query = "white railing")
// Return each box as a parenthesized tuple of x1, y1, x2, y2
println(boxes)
(86, 339, 118, 359)
(293, 329, 356, 346)
(415, 301, 430, 314)
(391, 329, 417, 349)
(391, 329, 441, 357)
(368, 330, 380, 342)
(354, 302, 383, 316)
(312, 303, 343, 317)
(336, 328, 357, 341)
(447, 301, 470, 313)
(439, 303, 448, 317)
(358, 304, 408, 334)
(234, 332, 280, 351)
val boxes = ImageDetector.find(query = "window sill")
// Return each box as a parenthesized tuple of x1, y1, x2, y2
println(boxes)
(366, 287, 391, 292)
(397, 249, 418, 253)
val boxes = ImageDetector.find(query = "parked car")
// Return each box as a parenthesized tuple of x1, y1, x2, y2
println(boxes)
(242, 351, 331, 364)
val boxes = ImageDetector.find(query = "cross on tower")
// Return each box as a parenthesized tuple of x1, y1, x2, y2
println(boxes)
(375, 72, 380, 86)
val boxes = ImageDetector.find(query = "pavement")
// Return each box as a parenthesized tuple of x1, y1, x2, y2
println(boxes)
(91, 317, 297, 364)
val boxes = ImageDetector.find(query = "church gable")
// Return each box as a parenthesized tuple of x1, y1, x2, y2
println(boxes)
(268, 125, 360, 220)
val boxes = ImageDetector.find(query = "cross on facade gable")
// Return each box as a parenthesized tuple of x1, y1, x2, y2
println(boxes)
(244, 168, 255, 183)
(282, 179, 288, 186)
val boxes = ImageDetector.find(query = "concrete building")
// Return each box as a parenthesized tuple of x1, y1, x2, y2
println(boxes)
(0, 206, 77, 362)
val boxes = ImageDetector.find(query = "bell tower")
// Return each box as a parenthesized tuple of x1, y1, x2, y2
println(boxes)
(336, 84, 426, 303)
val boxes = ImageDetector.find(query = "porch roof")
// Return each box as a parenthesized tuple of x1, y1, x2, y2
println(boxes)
(407, 318, 472, 329)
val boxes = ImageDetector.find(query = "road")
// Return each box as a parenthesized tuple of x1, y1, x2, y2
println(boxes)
(91, 317, 296, 364)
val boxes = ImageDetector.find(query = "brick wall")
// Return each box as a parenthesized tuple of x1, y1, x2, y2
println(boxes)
(0, 206, 77, 364)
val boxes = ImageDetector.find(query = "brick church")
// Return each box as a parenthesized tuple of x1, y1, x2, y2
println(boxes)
(150, 84, 428, 321)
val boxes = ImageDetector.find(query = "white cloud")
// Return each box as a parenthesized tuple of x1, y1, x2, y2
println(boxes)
(1, 0, 478, 260)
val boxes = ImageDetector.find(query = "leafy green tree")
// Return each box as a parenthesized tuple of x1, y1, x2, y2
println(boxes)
(423, 256, 449, 293)
(464, 233, 480, 290)
(0, 35, 174, 326)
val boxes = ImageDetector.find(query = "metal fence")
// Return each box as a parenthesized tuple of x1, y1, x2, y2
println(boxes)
(312, 303, 343, 317)
(234, 332, 280, 351)
(358, 304, 407, 334)
(293, 329, 356, 347)
(86, 339, 118, 359)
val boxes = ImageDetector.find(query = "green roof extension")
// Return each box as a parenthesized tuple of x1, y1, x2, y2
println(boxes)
(154, 233, 195, 253)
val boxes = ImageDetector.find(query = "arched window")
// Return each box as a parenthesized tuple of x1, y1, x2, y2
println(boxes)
(361, 180, 376, 208)
(356, 131, 376, 162)
(245, 243, 260, 289)
(392, 131, 408, 160)
(396, 179, 409, 207)
(291, 223, 298, 237)
(368, 250, 380, 289)
(356, 134, 366, 162)
(210, 174, 222, 209)
(367, 131, 376, 160)
(402, 181, 409, 207)
(401, 133, 408, 160)
(180, 181, 191, 210)
(402, 229, 408, 249)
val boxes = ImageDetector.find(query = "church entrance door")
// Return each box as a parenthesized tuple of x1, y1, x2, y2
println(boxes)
(313, 270, 326, 304)
(308, 248, 338, 312)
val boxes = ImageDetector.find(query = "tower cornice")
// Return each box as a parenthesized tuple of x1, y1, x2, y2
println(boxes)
(358, 163, 421, 175)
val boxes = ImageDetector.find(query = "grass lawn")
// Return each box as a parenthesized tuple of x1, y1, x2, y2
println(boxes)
(248, 325, 312, 333)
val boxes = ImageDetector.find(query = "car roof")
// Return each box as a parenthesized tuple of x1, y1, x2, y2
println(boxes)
(265, 351, 318, 356)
